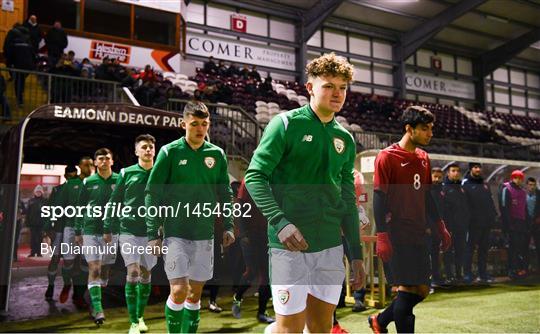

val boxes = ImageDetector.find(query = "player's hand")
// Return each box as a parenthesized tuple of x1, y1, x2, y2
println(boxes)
(222, 230, 235, 247)
(350, 259, 366, 290)
(43, 230, 55, 242)
(358, 206, 371, 231)
(437, 220, 452, 252)
(74, 235, 83, 246)
(148, 238, 163, 257)
(376, 232, 392, 262)
(278, 224, 308, 252)
(103, 233, 112, 244)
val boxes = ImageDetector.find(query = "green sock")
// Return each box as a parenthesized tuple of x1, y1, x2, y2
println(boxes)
(137, 282, 151, 319)
(88, 285, 103, 313)
(165, 297, 184, 334)
(125, 282, 138, 323)
(182, 304, 200, 333)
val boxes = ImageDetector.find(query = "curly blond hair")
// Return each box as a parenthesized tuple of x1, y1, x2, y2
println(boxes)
(305, 53, 354, 82)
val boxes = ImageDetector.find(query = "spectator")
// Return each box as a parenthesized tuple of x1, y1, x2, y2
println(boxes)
(429, 167, 445, 286)
(501, 170, 528, 279)
(244, 78, 257, 96)
(214, 80, 232, 104)
(26, 185, 46, 257)
(45, 20, 68, 69)
(193, 89, 207, 102)
(462, 162, 497, 284)
(203, 56, 218, 74)
(258, 77, 273, 96)
(226, 62, 240, 77)
(67, 50, 81, 69)
(217, 60, 227, 76)
(135, 81, 157, 107)
(14, 199, 25, 261)
(240, 64, 250, 79)
(111, 58, 128, 82)
(442, 163, 470, 283)
(3, 23, 24, 71)
(249, 65, 261, 81)
(526, 177, 540, 272)
(95, 57, 114, 81)
(203, 80, 217, 100)
(11, 24, 35, 106)
(139, 64, 157, 83)
(121, 67, 137, 88)
(50, 53, 78, 77)
(0, 72, 11, 120)
(23, 14, 41, 55)
(80, 58, 95, 78)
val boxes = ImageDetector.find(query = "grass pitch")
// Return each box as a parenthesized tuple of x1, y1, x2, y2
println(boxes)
(1, 283, 539, 333)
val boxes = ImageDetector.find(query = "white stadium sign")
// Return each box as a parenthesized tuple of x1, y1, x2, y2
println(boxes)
(186, 32, 296, 71)
(405, 73, 475, 100)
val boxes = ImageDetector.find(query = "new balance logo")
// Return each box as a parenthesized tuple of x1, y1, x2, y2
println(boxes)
(302, 135, 313, 142)
(178, 160, 187, 165)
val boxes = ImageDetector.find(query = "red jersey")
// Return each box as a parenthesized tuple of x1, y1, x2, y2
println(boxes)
(373, 143, 432, 244)
(354, 169, 366, 207)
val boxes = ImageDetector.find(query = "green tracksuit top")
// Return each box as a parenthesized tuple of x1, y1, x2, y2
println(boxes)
(44, 183, 65, 232)
(104, 164, 151, 236)
(145, 137, 233, 241)
(58, 177, 84, 228)
(75, 172, 119, 236)
(245, 104, 363, 259)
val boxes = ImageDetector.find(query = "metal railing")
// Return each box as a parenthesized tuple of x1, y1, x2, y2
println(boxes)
(167, 99, 263, 160)
(351, 131, 540, 162)
(0, 67, 124, 123)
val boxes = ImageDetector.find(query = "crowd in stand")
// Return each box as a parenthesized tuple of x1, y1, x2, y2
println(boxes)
(193, 56, 270, 105)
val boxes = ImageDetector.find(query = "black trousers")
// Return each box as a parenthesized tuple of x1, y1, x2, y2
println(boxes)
(443, 229, 467, 278)
(530, 224, 540, 270)
(508, 229, 529, 273)
(429, 234, 442, 281)
(30, 227, 42, 256)
(464, 226, 490, 278)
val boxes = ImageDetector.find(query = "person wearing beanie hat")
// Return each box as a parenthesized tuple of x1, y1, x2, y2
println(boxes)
(27, 184, 46, 257)
(462, 162, 497, 284)
(501, 170, 528, 279)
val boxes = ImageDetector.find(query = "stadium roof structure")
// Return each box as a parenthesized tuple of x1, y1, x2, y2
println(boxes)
(0, 103, 184, 312)
(213, 0, 540, 71)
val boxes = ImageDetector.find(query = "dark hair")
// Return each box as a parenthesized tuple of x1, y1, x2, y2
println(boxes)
(65, 165, 77, 174)
(135, 134, 156, 146)
(94, 148, 112, 159)
(183, 101, 209, 119)
(79, 156, 93, 164)
(400, 106, 435, 132)
(431, 167, 443, 173)
(469, 162, 481, 169)
(528, 177, 537, 183)
(447, 163, 460, 170)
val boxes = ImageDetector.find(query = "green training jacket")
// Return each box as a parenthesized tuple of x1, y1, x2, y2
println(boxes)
(245, 104, 362, 259)
(145, 137, 233, 241)
(104, 163, 152, 236)
(74, 172, 119, 236)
